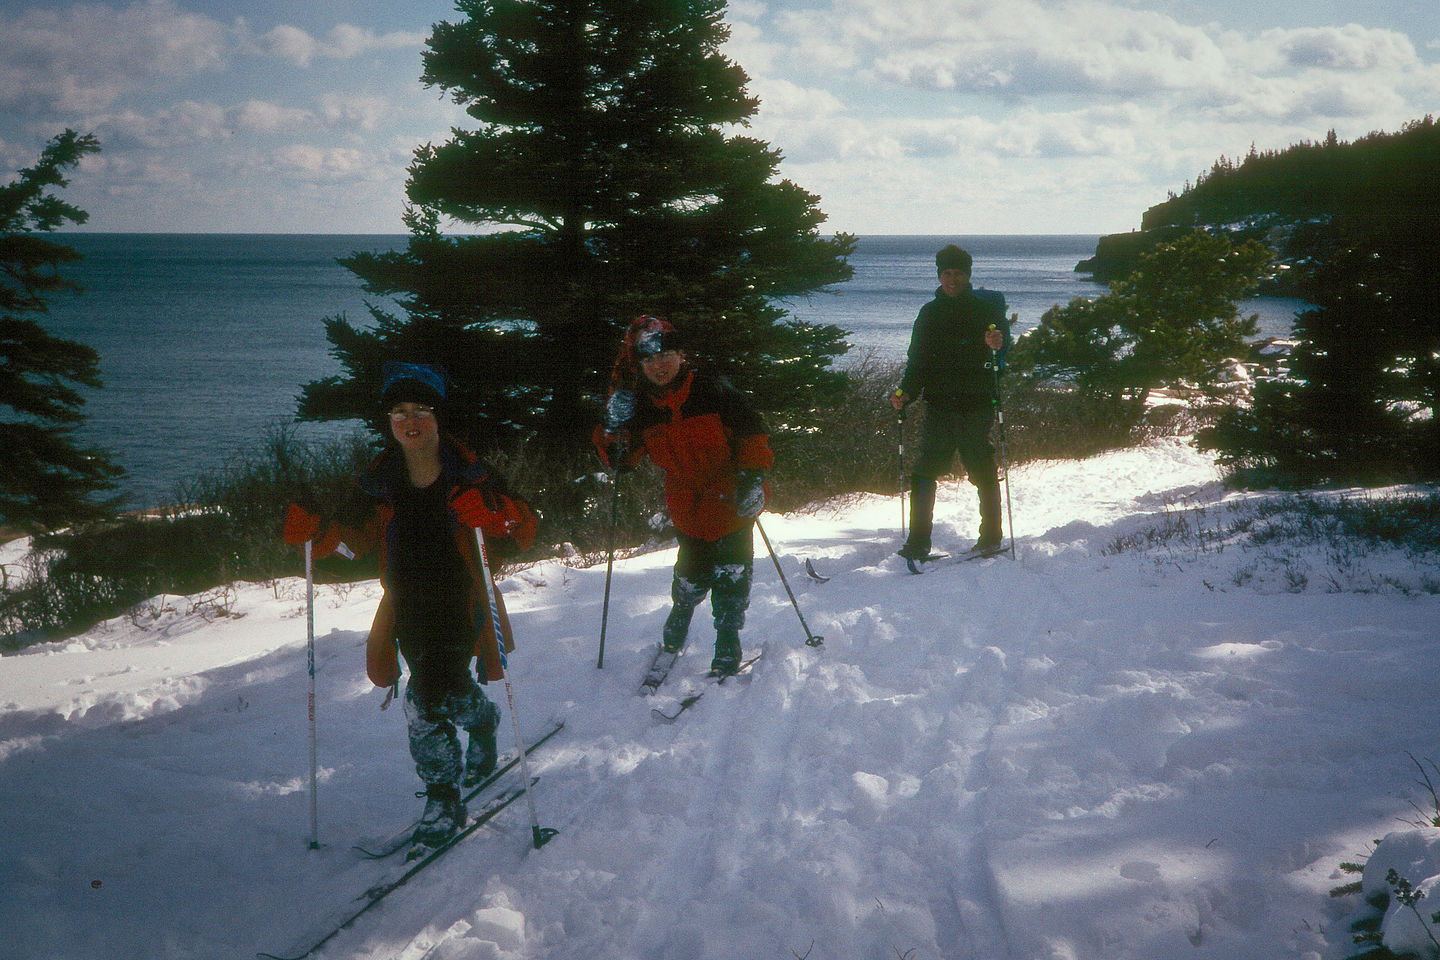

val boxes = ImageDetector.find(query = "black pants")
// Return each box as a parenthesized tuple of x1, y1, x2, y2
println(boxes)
(911, 402, 997, 484)
(905, 402, 1002, 549)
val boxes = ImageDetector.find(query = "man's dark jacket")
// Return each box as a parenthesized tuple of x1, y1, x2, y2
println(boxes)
(898, 285, 1010, 408)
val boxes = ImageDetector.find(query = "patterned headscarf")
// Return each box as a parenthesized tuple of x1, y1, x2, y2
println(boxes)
(607, 316, 682, 394)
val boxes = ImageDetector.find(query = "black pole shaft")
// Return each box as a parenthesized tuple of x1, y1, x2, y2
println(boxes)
(990, 329, 1017, 561)
(596, 469, 620, 669)
(755, 518, 822, 647)
(897, 409, 907, 539)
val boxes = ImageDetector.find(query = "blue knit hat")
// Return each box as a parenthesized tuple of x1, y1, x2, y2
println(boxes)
(380, 362, 446, 408)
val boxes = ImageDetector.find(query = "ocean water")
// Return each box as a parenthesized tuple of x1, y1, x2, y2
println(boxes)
(42, 233, 1306, 508)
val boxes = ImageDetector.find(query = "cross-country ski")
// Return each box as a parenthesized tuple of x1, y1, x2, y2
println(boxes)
(904, 541, 1012, 574)
(352, 720, 564, 859)
(650, 652, 764, 722)
(637, 646, 681, 695)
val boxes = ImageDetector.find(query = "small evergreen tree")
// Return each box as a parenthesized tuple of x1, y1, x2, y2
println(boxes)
(299, 0, 854, 449)
(1199, 218, 1440, 482)
(0, 131, 123, 530)
(1009, 231, 1270, 427)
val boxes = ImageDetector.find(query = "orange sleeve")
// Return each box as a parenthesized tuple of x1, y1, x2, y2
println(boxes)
(735, 434, 774, 471)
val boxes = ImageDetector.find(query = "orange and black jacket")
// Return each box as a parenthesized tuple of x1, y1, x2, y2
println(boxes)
(308, 435, 537, 688)
(596, 368, 773, 542)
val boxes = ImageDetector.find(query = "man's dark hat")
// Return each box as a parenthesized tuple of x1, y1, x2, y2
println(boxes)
(936, 244, 973, 273)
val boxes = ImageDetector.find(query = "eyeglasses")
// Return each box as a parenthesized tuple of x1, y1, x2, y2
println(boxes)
(388, 405, 436, 421)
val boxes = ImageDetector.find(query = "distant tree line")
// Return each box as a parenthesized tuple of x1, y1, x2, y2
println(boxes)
(1142, 116, 1438, 239)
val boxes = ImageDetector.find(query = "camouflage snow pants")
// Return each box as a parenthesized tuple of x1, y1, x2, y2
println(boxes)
(402, 679, 499, 790)
(669, 524, 754, 636)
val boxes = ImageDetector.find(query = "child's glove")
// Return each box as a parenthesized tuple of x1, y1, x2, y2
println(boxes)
(604, 389, 636, 432)
(734, 469, 766, 518)
(283, 503, 323, 544)
(451, 487, 522, 539)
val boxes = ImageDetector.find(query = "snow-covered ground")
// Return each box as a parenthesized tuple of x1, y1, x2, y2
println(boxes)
(2, 437, 1438, 960)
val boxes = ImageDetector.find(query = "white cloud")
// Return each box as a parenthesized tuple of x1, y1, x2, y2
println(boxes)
(0, 0, 227, 112)
(72, 92, 408, 154)
(234, 100, 315, 134)
(318, 93, 392, 132)
(272, 144, 385, 180)
(251, 22, 423, 68)
(1265, 24, 1417, 71)
(760, 0, 1436, 117)
(252, 24, 317, 68)
(774, 0, 1234, 97)
(750, 78, 846, 120)
(82, 100, 229, 149)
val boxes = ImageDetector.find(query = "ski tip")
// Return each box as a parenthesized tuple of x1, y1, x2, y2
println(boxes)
(803, 558, 831, 582)
(532, 826, 560, 849)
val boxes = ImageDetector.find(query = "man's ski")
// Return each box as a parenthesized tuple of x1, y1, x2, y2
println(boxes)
(352, 719, 564, 860)
(638, 647, 681, 695)
(257, 780, 537, 960)
(651, 652, 763, 722)
(959, 542, 1009, 562)
(803, 558, 831, 582)
(903, 552, 948, 574)
(906, 543, 1010, 573)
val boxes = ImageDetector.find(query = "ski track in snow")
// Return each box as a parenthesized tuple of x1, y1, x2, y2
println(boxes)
(2, 438, 1438, 960)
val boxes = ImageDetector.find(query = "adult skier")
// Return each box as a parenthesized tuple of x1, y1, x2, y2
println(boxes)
(595, 316, 773, 676)
(890, 244, 1011, 561)
(283, 362, 537, 846)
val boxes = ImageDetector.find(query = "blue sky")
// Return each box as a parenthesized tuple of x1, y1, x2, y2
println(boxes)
(2, 0, 1437, 234)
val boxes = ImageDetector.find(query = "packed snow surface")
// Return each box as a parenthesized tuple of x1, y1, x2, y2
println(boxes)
(2, 437, 1437, 960)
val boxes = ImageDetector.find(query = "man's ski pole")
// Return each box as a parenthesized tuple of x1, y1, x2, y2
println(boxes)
(990, 323, 1017, 561)
(596, 466, 620, 669)
(896, 406, 908, 539)
(473, 529, 558, 849)
(755, 518, 823, 647)
(305, 539, 319, 849)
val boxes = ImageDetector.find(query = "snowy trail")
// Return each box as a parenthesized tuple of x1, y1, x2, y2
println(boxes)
(3, 438, 1439, 960)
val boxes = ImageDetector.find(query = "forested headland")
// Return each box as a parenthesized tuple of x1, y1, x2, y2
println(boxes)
(1076, 116, 1439, 293)
(1068, 117, 1438, 485)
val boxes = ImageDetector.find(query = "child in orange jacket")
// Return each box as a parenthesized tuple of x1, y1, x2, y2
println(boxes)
(595, 317, 773, 675)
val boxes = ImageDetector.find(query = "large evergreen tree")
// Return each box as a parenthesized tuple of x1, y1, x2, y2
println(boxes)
(299, 0, 854, 447)
(0, 131, 123, 530)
